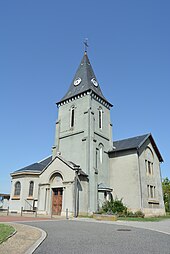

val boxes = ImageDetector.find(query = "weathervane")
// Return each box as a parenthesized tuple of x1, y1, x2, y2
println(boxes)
(84, 38, 89, 52)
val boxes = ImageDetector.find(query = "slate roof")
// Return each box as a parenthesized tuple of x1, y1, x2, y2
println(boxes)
(57, 52, 112, 106)
(13, 156, 52, 173)
(112, 134, 149, 152)
(109, 133, 163, 162)
(12, 155, 88, 176)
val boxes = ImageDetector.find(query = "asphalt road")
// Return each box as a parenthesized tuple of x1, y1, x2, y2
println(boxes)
(24, 220, 170, 254)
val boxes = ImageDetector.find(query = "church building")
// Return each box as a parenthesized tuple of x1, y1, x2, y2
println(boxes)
(9, 51, 165, 217)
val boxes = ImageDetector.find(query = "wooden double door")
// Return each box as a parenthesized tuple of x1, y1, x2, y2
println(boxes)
(52, 188, 63, 215)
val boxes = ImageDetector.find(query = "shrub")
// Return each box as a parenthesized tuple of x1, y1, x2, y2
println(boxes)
(101, 198, 127, 216)
(126, 210, 145, 218)
(134, 210, 145, 218)
(101, 199, 145, 218)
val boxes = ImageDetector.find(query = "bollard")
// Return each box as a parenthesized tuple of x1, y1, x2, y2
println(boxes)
(66, 208, 69, 220)
(7, 206, 9, 216)
(21, 207, 23, 216)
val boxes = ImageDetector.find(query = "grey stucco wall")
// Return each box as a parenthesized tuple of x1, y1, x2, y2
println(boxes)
(138, 141, 165, 216)
(109, 151, 141, 211)
(9, 174, 39, 212)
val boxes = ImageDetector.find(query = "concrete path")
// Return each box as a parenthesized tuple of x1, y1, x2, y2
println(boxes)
(0, 215, 52, 223)
(0, 223, 46, 254)
(0, 215, 65, 254)
(0, 213, 68, 254)
(0, 215, 53, 254)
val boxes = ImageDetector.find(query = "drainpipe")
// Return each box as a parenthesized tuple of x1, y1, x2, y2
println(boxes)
(37, 184, 40, 212)
(74, 167, 80, 217)
(74, 172, 77, 217)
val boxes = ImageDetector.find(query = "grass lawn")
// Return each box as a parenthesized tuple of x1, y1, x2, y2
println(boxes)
(0, 224, 15, 244)
(118, 215, 170, 222)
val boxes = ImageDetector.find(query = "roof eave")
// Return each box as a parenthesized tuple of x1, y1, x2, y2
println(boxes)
(108, 147, 137, 154)
(11, 171, 40, 177)
(149, 134, 164, 162)
(56, 89, 113, 108)
(136, 133, 163, 162)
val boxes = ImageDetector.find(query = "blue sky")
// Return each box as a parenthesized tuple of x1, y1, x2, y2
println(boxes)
(0, 0, 170, 193)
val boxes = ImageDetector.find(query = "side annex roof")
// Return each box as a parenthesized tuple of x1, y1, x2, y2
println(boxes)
(109, 133, 163, 162)
(11, 156, 53, 174)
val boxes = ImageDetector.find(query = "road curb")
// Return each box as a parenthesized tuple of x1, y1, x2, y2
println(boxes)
(24, 225, 47, 254)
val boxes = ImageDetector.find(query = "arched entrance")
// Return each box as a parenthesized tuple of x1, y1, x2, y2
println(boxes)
(50, 172, 63, 215)
(52, 188, 63, 215)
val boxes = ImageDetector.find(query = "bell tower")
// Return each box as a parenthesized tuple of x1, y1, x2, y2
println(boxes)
(52, 51, 113, 212)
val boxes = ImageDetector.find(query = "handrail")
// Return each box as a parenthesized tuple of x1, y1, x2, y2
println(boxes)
(24, 199, 34, 210)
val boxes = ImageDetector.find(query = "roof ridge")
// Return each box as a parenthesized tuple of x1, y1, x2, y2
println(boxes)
(137, 133, 151, 149)
(38, 155, 52, 164)
(113, 133, 149, 143)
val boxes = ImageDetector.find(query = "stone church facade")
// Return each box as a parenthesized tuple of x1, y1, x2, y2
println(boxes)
(9, 52, 165, 217)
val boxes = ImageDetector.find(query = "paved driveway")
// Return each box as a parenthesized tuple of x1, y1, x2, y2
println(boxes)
(24, 220, 170, 254)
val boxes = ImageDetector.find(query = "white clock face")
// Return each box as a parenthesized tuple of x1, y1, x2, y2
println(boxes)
(74, 77, 81, 86)
(91, 78, 98, 87)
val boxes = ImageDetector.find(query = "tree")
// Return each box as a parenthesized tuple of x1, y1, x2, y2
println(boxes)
(162, 177, 170, 212)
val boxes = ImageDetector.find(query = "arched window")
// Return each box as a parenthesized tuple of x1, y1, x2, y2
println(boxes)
(99, 107, 102, 129)
(145, 147, 154, 175)
(70, 106, 75, 128)
(55, 173, 63, 183)
(50, 172, 63, 187)
(28, 181, 34, 197)
(14, 181, 21, 196)
(95, 148, 98, 168)
(99, 144, 104, 164)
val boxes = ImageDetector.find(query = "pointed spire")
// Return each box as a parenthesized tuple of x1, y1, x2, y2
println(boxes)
(57, 52, 112, 107)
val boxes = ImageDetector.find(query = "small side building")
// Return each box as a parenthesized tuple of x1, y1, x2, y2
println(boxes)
(9, 156, 88, 216)
(109, 134, 165, 216)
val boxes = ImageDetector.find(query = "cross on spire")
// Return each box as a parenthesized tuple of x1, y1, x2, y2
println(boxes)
(84, 38, 89, 53)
